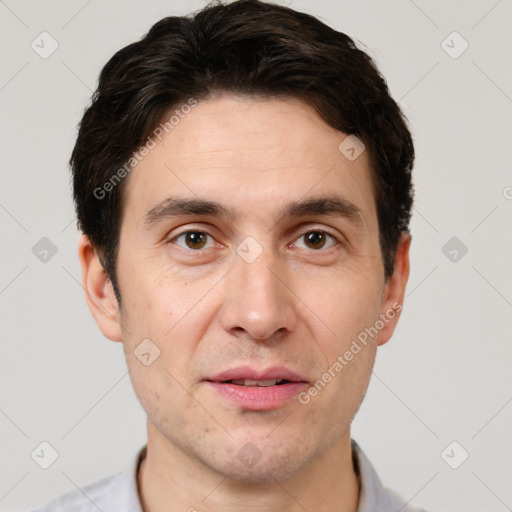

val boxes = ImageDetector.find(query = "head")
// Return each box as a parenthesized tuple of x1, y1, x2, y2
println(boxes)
(75, 0, 413, 483)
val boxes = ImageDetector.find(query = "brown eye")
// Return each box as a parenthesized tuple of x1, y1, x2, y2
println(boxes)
(294, 231, 338, 251)
(172, 231, 213, 250)
(304, 232, 326, 249)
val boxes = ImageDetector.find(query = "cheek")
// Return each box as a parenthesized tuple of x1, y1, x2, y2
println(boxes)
(296, 269, 383, 344)
(127, 363, 196, 442)
(120, 263, 192, 336)
(124, 335, 201, 421)
(119, 270, 206, 400)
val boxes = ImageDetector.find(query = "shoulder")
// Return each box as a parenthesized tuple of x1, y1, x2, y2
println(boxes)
(382, 487, 434, 512)
(26, 444, 146, 512)
(26, 473, 119, 512)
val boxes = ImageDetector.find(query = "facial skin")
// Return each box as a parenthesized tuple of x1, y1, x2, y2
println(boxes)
(79, 94, 411, 512)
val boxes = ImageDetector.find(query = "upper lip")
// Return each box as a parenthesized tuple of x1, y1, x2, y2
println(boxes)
(206, 366, 308, 383)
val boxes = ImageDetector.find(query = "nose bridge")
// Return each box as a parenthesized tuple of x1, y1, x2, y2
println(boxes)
(221, 239, 296, 340)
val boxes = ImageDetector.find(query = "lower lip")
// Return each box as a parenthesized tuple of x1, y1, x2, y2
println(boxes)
(205, 381, 308, 410)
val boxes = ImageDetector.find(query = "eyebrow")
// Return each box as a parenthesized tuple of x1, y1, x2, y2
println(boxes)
(143, 194, 365, 229)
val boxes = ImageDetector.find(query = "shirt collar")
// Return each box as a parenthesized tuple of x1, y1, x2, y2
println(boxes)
(352, 438, 417, 511)
(107, 444, 146, 512)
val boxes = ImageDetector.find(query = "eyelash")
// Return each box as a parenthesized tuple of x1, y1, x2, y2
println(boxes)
(168, 229, 341, 253)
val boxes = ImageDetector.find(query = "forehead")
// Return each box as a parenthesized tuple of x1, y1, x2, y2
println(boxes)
(121, 94, 377, 230)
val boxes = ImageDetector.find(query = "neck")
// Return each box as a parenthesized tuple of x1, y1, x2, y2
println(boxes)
(137, 420, 360, 512)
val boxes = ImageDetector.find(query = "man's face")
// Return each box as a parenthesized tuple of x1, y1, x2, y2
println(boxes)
(84, 94, 409, 483)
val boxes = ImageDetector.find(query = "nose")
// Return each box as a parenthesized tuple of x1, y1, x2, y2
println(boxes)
(219, 246, 298, 341)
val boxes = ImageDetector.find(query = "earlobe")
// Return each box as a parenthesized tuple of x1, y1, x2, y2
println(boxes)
(376, 232, 411, 347)
(77, 234, 123, 342)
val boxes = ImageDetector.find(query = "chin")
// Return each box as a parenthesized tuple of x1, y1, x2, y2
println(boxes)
(220, 458, 305, 486)
(206, 439, 310, 485)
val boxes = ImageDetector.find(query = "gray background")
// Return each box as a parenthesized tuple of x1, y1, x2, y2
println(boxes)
(1, 1, 511, 511)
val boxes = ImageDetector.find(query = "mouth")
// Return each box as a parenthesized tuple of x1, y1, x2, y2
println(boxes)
(204, 367, 309, 410)
(219, 378, 297, 387)
(205, 365, 308, 385)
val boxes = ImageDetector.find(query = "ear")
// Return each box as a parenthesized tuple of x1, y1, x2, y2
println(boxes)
(376, 232, 411, 347)
(77, 234, 123, 342)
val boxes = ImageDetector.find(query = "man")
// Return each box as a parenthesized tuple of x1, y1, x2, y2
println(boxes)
(31, 0, 430, 510)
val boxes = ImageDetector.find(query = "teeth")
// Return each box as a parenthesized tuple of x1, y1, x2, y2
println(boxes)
(230, 378, 282, 386)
